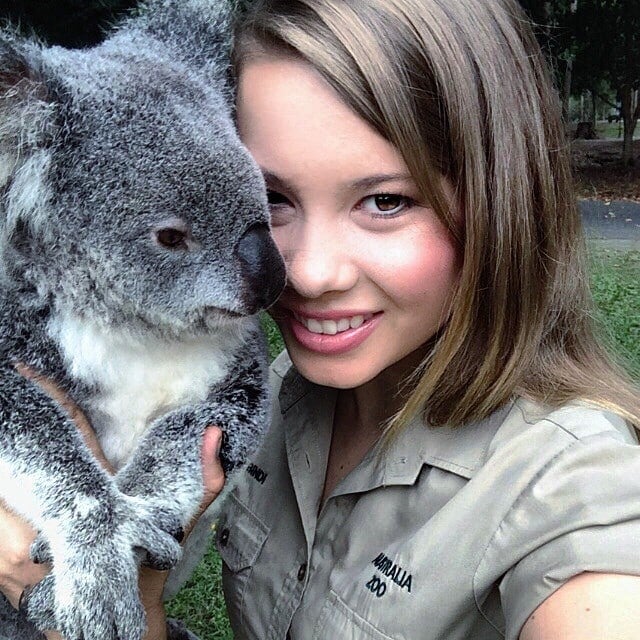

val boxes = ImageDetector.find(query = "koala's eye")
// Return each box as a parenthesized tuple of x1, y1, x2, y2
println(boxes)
(156, 227, 188, 250)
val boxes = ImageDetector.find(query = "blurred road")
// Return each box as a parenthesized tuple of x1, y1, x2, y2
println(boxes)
(579, 199, 640, 243)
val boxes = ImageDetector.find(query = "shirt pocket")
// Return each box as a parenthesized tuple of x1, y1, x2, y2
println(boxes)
(216, 492, 269, 629)
(313, 590, 394, 640)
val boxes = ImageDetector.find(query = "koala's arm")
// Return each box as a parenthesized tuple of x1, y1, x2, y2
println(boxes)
(116, 323, 270, 523)
(0, 361, 115, 532)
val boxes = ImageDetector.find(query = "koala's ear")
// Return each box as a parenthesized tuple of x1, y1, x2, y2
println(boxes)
(0, 35, 55, 190)
(126, 0, 233, 85)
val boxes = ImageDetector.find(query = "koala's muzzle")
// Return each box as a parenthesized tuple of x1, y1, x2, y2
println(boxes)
(235, 224, 286, 313)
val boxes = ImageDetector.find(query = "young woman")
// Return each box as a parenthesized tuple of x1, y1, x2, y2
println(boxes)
(2, 0, 640, 639)
(216, 0, 640, 638)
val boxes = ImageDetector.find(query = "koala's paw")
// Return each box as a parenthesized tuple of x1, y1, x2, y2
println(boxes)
(19, 576, 57, 631)
(21, 495, 183, 640)
(133, 502, 185, 571)
(21, 569, 145, 640)
(166, 617, 201, 640)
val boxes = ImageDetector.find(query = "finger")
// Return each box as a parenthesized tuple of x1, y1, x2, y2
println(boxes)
(201, 426, 226, 505)
(0, 500, 50, 608)
(182, 427, 226, 539)
(14, 362, 115, 475)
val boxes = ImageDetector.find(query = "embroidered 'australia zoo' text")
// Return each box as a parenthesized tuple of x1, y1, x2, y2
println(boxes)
(365, 552, 413, 597)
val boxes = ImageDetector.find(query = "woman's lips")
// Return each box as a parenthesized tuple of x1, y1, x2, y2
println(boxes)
(285, 310, 382, 355)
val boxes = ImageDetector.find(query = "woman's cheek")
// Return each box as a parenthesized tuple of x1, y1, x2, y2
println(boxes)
(361, 227, 459, 309)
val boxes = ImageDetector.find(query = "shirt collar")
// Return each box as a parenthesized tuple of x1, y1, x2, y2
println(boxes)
(277, 359, 513, 493)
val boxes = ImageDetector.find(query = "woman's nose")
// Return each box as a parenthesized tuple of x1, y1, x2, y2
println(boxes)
(281, 220, 357, 299)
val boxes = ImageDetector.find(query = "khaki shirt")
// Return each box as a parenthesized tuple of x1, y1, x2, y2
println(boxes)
(217, 352, 640, 640)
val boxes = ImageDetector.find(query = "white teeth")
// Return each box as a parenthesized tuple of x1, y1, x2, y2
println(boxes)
(295, 312, 372, 335)
(322, 320, 338, 335)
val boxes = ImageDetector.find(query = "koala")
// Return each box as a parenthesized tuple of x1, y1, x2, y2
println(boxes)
(0, 1, 286, 639)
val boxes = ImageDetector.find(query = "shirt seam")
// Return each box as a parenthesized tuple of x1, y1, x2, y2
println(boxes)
(281, 388, 313, 413)
(514, 399, 620, 441)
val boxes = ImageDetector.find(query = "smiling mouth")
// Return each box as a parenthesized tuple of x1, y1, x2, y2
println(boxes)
(286, 310, 382, 355)
(292, 312, 376, 335)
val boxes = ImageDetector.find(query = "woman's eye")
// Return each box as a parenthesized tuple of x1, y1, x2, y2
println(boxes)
(359, 193, 412, 217)
(267, 189, 292, 208)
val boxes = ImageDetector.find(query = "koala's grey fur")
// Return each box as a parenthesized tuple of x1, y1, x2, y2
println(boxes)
(0, 1, 285, 639)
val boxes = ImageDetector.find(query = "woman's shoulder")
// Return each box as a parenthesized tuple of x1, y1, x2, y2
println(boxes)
(267, 349, 319, 415)
(487, 397, 637, 463)
(476, 397, 639, 517)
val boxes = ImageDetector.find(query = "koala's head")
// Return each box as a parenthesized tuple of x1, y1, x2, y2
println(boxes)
(0, 0, 285, 337)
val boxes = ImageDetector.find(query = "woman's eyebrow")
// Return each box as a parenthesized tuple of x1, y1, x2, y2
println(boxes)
(260, 169, 414, 192)
(348, 173, 414, 190)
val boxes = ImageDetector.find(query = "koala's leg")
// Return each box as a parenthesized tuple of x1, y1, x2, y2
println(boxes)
(0, 366, 182, 640)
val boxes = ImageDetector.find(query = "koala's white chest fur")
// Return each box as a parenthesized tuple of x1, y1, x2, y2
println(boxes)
(47, 314, 244, 469)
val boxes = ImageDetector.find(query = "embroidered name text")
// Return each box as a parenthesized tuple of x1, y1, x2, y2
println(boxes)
(246, 463, 268, 484)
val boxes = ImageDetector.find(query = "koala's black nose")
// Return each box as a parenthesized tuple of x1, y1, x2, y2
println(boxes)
(235, 223, 286, 312)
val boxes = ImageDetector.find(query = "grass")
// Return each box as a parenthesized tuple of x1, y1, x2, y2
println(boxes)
(166, 246, 639, 637)
(588, 246, 640, 380)
(165, 545, 231, 639)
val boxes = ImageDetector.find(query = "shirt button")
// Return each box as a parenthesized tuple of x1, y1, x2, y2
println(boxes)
(297, 563, 307, 582)
(219, 527, 230, 547)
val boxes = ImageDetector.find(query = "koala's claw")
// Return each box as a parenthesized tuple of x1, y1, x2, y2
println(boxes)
(135, 518, 183, 571)
(141, 545, 181, 571)
(29, 533, 53, 565)
(173, 525, 185, 543)
(18, 583, 33, 612)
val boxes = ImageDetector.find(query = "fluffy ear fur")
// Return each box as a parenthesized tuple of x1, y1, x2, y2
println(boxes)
(0, 36, 57, 283)
(125, 0, 233, 87)
(0, 36, 55, 189)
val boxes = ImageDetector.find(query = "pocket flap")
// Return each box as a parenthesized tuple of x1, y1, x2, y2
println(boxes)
(215, 492, 269, 572)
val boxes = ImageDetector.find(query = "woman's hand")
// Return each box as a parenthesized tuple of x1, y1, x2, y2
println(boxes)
(1, 365, 226, 640)
(0, 501, 49, 611)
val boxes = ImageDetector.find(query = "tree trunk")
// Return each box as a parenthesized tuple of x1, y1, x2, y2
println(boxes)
(620, 85, 639, 166)
(563, 58, 573, 130)
(591, 90, 597, 128)
(561, 0, 578, 133)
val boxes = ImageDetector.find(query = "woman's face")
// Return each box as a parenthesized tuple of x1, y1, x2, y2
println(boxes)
(237, 55, 459, 389)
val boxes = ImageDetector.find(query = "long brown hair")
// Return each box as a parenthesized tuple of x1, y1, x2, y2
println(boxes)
(234, 0, 640, 432)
